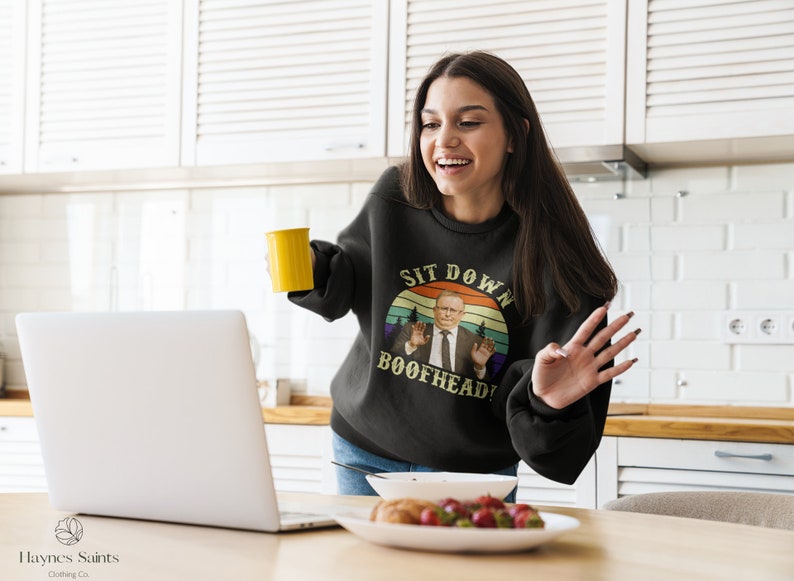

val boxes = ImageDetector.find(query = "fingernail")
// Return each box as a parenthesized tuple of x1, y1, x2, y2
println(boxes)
(626, 311, 635, 319)
(604, 300, 612, 310)
(555, 348, 570, 358)
(634, 328, 642, 336)
(631, 357, 639, 363)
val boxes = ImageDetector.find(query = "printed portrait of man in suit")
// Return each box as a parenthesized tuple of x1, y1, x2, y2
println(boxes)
(391, 290, 496, 380)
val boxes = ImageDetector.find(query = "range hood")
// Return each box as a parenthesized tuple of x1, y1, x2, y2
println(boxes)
(556, 144, 647, 182)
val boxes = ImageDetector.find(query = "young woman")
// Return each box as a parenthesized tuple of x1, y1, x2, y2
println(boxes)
(285, 51, 639, 497)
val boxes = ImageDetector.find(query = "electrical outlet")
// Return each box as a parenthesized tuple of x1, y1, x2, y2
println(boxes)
(758, 317, 779, 338)
(724, 314, 748, 340)
(722, 311, 794, 344)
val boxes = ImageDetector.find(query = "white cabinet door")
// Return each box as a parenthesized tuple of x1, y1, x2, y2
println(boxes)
(516, 457, 597, 508)
(597, 436, 794, 506)
(625, 0, 794, 162)
(0, 0, 26, 174)
(24, 0, 182, 172)
(182, 0, 388, 166)
(265, 424, 336, 494)
(0, 417, 47, 492)
(387, 0, 627, 156)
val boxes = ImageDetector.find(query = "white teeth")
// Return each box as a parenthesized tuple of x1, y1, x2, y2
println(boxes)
(437, 158, 471, 166)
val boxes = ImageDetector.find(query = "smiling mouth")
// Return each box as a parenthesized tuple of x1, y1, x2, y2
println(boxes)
(436, 158, 471, 168)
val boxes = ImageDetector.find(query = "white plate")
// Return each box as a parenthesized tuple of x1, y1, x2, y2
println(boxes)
(365, 472, 518, 502)
(334, 510, 579, 554)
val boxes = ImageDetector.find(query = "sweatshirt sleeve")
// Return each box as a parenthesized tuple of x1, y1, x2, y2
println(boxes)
(496, 293, 612, 485)
(286, 239, 356, 321)
(286, 166, 402, 322)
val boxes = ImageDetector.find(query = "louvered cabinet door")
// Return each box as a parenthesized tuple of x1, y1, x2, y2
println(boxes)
(0, 0, 26, 174)
(387, 0, 628, 156)
(626, 0, 794, 161)
(24, 0, 182, 172)
(183, 0, 388, 165)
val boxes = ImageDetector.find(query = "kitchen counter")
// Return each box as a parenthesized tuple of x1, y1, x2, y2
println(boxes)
(0, 391, 333, 425)
(2, 492, 792, 580)
(3, 391, 793, 443)
(604, 403, 794, 444)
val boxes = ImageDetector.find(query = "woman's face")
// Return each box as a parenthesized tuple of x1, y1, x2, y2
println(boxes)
(419, 76, 512, 207)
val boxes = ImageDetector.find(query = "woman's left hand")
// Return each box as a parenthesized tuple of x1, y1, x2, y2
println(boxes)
(531, 304, 640, 409)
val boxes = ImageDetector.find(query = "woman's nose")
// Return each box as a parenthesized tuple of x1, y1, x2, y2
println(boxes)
(436, 125, 460, 148)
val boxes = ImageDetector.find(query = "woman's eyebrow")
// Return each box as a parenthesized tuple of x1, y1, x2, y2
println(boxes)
(420, 104, 490, 115)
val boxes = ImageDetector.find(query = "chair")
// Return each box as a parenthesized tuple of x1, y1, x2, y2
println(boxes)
(602, 491, 794, 530)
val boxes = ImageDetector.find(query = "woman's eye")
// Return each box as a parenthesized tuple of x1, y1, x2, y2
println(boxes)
(459, 121, 482, 128)
(421, 121, 440, 130)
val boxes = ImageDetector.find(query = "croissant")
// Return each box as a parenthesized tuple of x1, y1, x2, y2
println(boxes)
(370, 498, 436, 524)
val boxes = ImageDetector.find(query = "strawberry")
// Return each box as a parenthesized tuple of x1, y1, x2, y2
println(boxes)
(474, 495, 505, 510)
(420, 507, 441, 526)
(471, 507, 497, 528)
(507, 503, 531, 518)
(438, 498, 469, 520)
(513, 507, 545, 529)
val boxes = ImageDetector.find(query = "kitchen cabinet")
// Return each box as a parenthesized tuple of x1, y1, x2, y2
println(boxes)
(0, 416, 46, 492)
(625, 0, 794, 163)
(4, 0, 791, 191)
(0, 415, 338, 495)
(387, 0, 628, 156)
(23, 0, 182, 172)
(265, 423, 337, 494)
(0, 0, 25, 174)
(266, 426, 599, 507)
(180, 0, 389, 166)
(596, 436, 794, 507)
(516, 458, 597, 508)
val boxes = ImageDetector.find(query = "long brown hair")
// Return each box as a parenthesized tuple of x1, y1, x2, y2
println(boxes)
(402, 51, 617, 321)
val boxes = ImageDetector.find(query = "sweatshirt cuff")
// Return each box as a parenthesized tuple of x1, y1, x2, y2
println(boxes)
(528, 388, 589, 419)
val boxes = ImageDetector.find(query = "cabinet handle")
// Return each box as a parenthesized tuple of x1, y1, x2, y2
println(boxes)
(323, 142, 365, 151)
(714, 450, 772, 461)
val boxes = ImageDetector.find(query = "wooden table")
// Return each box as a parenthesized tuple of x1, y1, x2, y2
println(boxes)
(1, 493, 792, 581)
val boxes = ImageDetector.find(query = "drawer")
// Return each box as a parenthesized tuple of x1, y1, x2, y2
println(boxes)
(0, 416, 46, 493)
(0, 417, 40, 442)
(264, 424, 329, 456)
(618, 438, 794, 477)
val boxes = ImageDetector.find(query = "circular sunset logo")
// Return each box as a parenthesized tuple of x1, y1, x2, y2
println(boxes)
(385, 282, 508, 377)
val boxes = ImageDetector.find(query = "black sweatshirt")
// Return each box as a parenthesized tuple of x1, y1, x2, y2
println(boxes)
(288, 166, 611, 485)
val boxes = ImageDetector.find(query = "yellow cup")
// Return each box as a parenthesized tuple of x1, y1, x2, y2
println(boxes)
(265, 228, 314, 293)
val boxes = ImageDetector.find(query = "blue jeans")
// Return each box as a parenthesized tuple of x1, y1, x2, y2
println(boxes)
(332, 432, 518, 503)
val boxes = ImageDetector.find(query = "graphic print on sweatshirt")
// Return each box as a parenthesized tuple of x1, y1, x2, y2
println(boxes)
(380, 279, 509, 401)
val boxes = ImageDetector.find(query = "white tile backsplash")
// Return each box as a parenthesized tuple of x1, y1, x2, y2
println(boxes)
(1, 162, 793, 406)
(651, 225, 726, 251)
(681, 252, 786, 281)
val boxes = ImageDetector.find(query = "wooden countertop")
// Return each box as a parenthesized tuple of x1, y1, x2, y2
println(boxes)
(0, 390, 334, 425)
(604, 403, 794, 444)
(0, 390, 34, 416)
(2, 492, 793, 580)
(3, 391, 793, 444)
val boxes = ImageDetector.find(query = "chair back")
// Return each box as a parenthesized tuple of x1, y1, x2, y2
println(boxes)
(602, 491, 794, 530)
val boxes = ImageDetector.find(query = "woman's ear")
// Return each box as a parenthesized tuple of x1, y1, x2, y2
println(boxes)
(507, 118, 530, 153)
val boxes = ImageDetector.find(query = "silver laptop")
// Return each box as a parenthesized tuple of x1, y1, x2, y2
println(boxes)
(15, 309, 337, 532)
